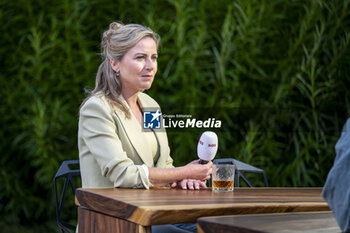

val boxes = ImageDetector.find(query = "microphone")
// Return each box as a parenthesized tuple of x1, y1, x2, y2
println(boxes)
(197, 131, 218, 164)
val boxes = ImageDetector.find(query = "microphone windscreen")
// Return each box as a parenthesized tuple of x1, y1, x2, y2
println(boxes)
(197, 131, 218, 161)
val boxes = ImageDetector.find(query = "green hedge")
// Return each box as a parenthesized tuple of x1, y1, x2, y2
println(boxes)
(1, 0, 350, 231)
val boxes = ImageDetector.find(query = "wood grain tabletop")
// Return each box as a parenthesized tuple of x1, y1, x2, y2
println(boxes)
(75, 187, 329, 226)
(197, 211, 340, 233)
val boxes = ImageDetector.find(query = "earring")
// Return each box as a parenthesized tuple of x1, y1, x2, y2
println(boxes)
(116, 71, 120, 78)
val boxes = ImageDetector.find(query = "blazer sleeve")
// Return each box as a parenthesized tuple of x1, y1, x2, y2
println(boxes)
(79, 97, 152, 189)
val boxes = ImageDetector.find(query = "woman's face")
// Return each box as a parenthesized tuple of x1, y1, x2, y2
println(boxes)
(113, 37, 158, 94)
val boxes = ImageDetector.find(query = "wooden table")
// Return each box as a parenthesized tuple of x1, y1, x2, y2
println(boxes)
(75, 187, 329, 233)
(197, 211, 340, 233)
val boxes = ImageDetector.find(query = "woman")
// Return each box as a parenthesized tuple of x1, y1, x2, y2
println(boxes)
(78, 22, 212, 191)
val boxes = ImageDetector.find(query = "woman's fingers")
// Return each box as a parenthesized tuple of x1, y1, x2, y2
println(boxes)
(180, 179, 188, 189)
(199, 180, 207, 189)
(194, 181, 200, 190)
(170, 182, 177, 188)
(189, 179, 206, 190)
(177, 179, 208, 190)
(187, 180, 194, 190)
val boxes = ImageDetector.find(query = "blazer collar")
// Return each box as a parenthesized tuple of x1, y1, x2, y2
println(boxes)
(114, 93, 159, 167)
(137, 95, 165, 165)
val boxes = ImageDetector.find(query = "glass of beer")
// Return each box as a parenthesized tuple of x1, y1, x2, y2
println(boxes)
(212, 164, 235, 191)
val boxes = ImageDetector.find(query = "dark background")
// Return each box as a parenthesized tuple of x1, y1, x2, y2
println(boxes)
(1, 0, 350, 232)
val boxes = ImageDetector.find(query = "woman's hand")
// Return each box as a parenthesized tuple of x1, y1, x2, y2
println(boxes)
(148, 160, 212, 187)
(170, 179, 207, 190)
(184, 160, 213, 181)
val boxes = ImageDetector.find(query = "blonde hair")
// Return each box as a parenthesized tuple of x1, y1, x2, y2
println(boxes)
(81, 22, 160, 118)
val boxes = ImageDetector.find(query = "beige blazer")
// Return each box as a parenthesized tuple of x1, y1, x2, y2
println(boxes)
(78, 92, 174, 189)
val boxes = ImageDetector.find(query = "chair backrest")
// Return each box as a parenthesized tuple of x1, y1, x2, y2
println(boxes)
(213, 158, 268, 187)
(53, 160, 81, 233)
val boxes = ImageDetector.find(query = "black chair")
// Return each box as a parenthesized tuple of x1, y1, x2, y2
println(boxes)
(213, 158, 268, 187)
(53, 160, 81, 233)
